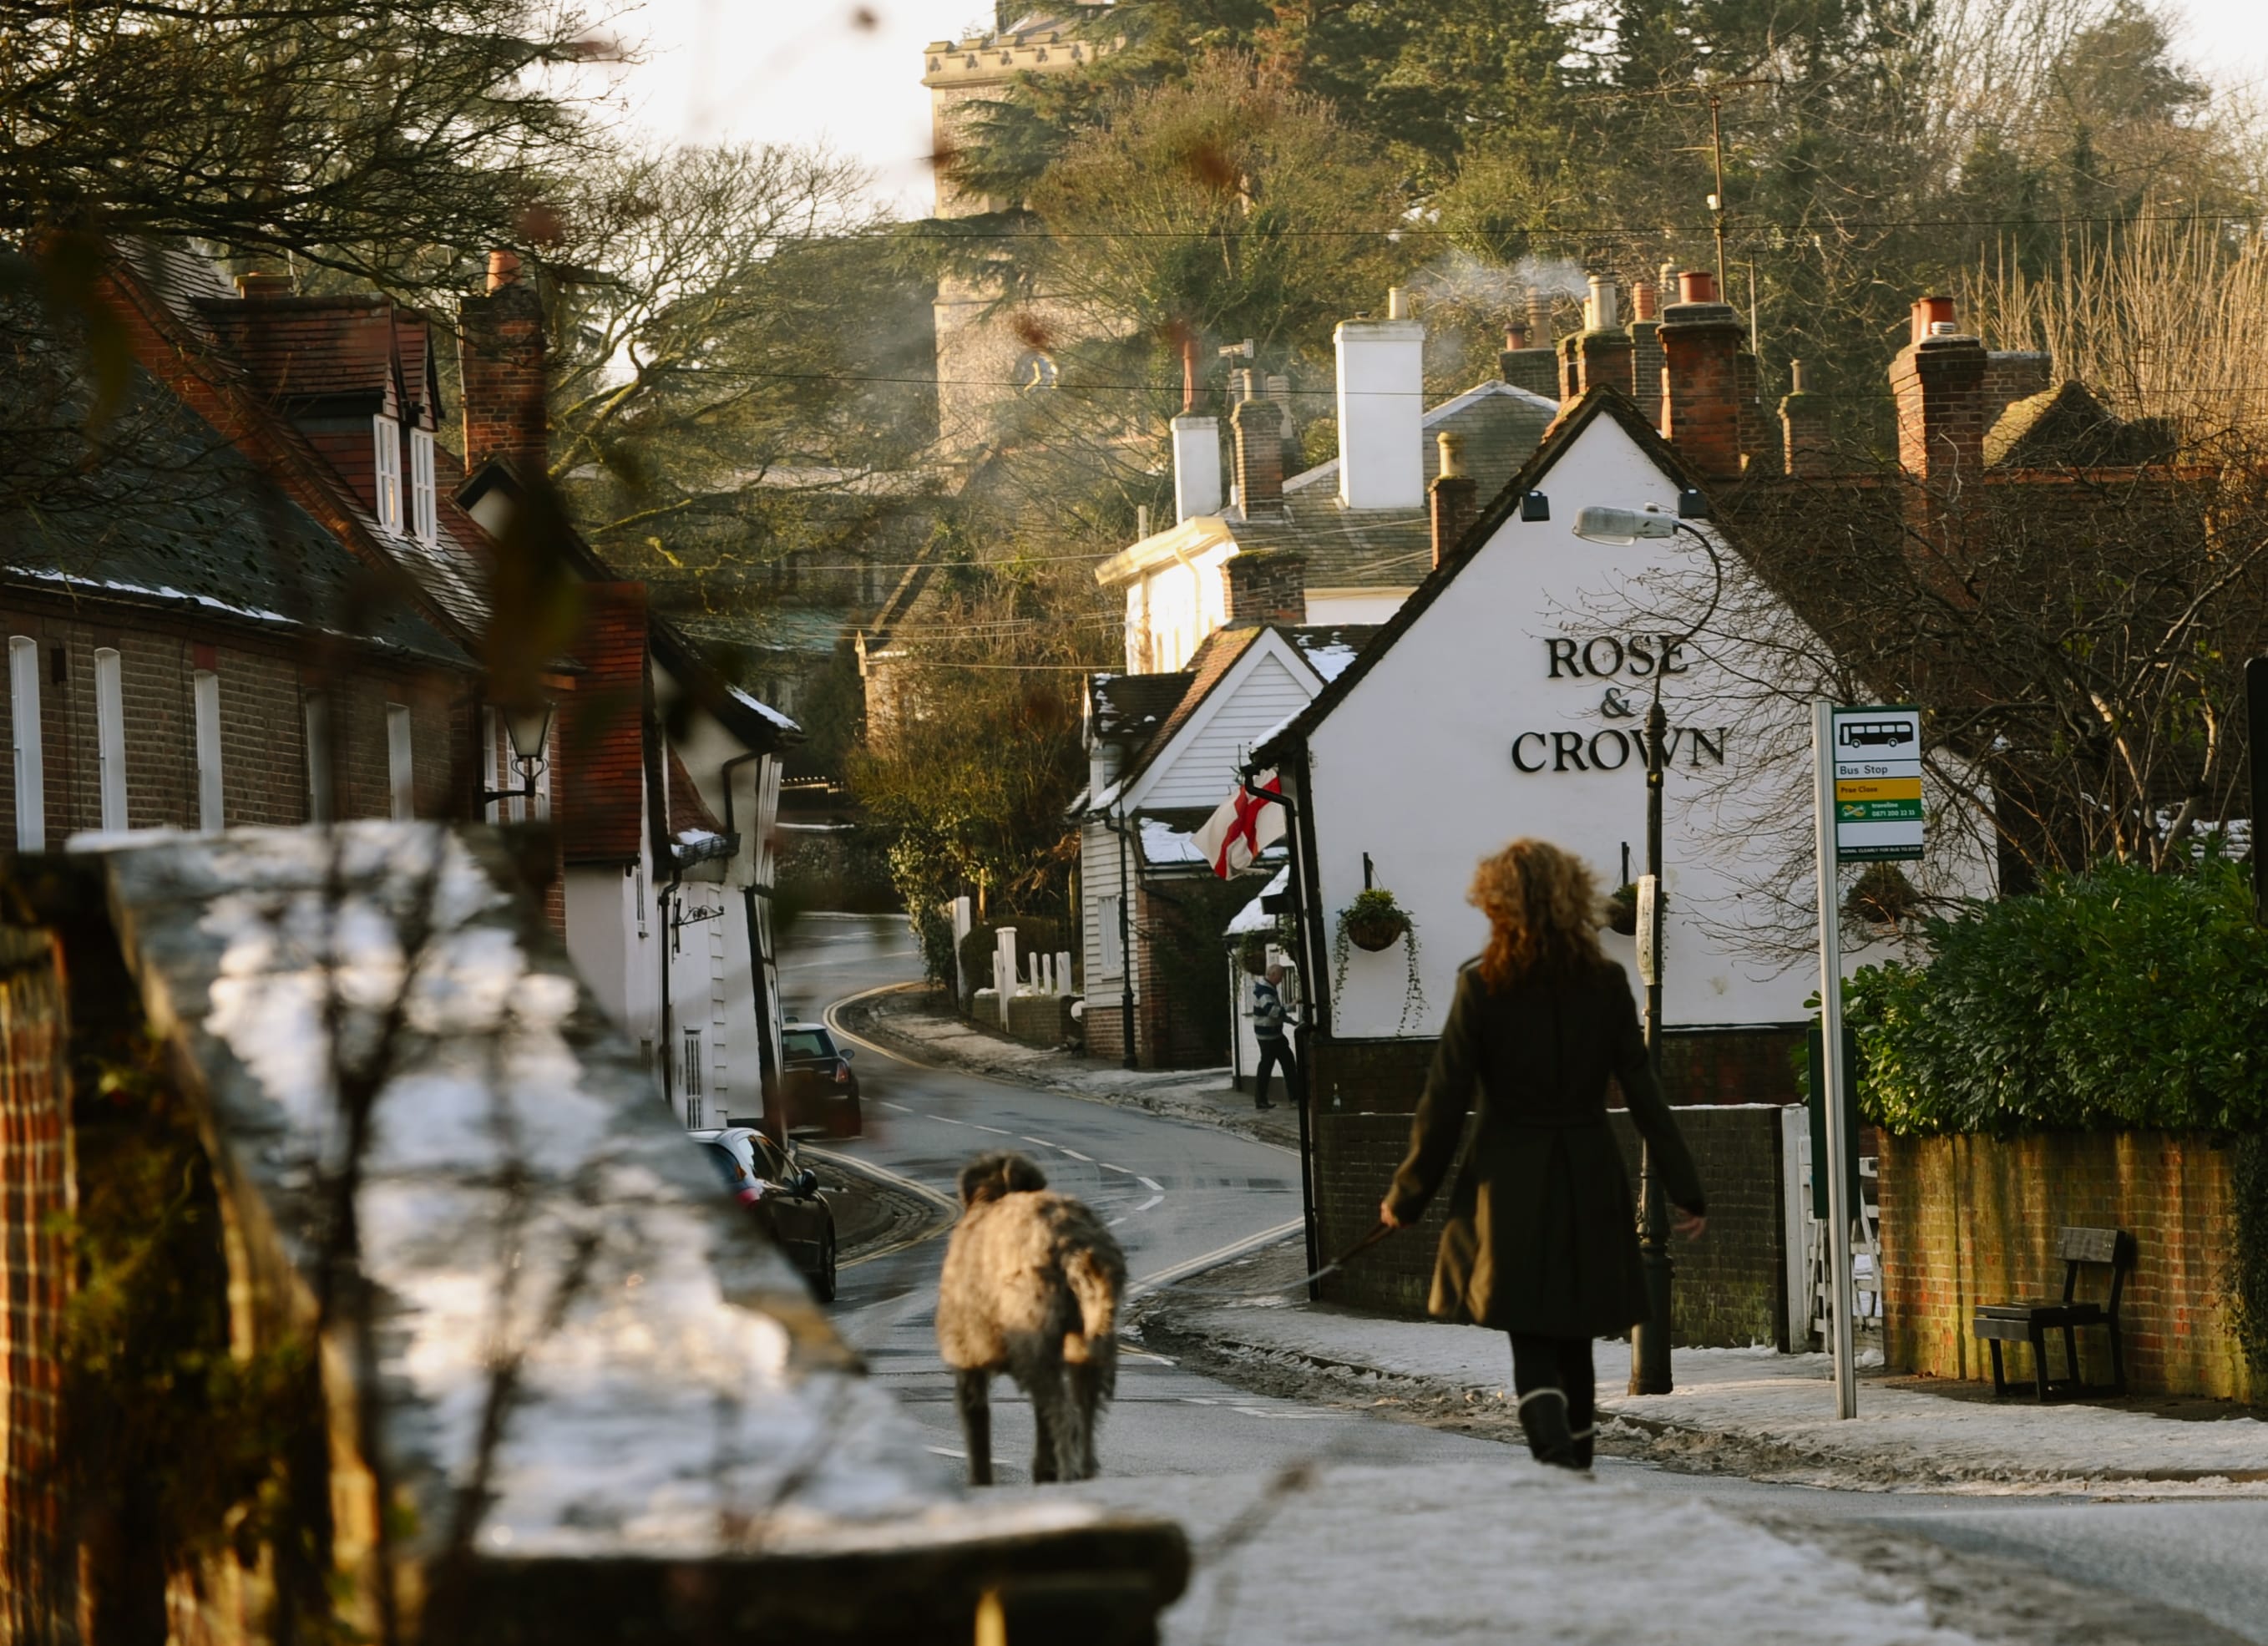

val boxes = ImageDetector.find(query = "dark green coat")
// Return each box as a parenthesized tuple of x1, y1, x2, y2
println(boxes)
(1385, 958, 1707, 1338)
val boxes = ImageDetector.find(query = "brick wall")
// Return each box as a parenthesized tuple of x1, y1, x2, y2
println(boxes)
(1126, 880, 1223, 1070)
(0, 600, 473, 838)
(1081, 1001, 1127, 1064)
(1877, 1130, 2260, 1401)
(1307, 1035, 1790, 1345)
(0, 927, 69, 1638)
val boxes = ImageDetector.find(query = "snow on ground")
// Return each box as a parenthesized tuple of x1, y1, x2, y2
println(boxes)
(1056, 1461, 1988, 1646)
(1167, 1302, 2268, 1494)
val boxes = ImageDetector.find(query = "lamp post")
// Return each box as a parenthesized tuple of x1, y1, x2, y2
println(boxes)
(482, 699, 556, 808)
(1571, 498, 1723, 1397)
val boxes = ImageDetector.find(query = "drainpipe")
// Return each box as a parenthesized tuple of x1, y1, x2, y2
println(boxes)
(1243, 767, 1322, 1291)
(721, 749, 781, 1143)
(1096, 803, 1139, 1069)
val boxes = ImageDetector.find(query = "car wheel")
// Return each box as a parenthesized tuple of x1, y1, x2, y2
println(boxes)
(813, 1223, 838, 1304)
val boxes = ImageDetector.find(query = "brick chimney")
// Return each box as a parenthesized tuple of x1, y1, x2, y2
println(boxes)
(1499, 321, 1559, 401)
(1430, 432, 1477, 568)
(1564, 274, 1635, 398)
(1224, 551, 1306, 627)
(1891, 295, 1988, 488)
(1779, 358, 1835, 477)
(1658, 270, 1746, 482)
(1629, 280, 1665, 414)
(1735, 347, 1770, 470)
(458, 249, 548, 475)
(233, 271, 293, 299)
(1231, 371, 1283, 516)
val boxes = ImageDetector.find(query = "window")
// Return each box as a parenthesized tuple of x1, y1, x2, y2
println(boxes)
(408, 428, 438, 543)
(372, 416, 402, 531)
(481, 707, 499, 823)
(94, 647, 127, 830)
(682, 1030, 703, 1096)
(8, 636, 43, 850)
(194, 670, 224, 830)
(1096, 894, 1123, 976)
(386, 702, 413, 820)
(303, 692, 332, 823)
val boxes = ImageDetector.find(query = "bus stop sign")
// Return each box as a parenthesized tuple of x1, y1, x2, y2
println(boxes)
(1830, 705, 1923, 863)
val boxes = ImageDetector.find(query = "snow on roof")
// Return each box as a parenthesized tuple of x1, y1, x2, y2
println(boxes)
(85, 823, 955, 1562)
(729, 684, 800, 732)
(1227, 868, 1289, 934)
(1140, 817, 1210, 867)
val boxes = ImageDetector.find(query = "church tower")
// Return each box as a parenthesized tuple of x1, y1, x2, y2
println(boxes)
(921, 9, 1111, 459)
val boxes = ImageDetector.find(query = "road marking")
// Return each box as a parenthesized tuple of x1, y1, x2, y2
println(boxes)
(1132, 1193, 1163, 1214)
(929, 1114, 967, 1125)
(1126, 1219, 1304, 1300)
(1101, 1163, 1134, 1175)
(881, 1101, 912, 1113)
(1058, 1148, 1093, 1162)
(924, 1446, 966, 1459)
(802, 1143, 959, 1269)
(1019, 1135, 1053, 1149)
(1137, 1176, 1163, 1193)
(970, 1124, 1011, 1136)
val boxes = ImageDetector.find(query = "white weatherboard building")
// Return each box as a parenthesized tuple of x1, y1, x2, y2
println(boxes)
(1253, 388, 1995, 1052)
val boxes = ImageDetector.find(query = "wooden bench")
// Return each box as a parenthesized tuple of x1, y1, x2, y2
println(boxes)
(1973, 1226, 2134, 1400)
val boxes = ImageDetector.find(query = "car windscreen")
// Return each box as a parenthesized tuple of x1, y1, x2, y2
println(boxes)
(782, 1030, 833, 1061)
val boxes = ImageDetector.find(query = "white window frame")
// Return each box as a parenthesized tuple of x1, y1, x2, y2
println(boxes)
(304, 691, 332, 823)
(372, 415, 403, 532)
(408, 427, 438, 544)
(194, 669, 224, 831)
(9, 636, 43, 850)
(386, 702, 413, 820)
(94, 646, 127, 831)
(481, 706, 499, 823)
(683, 1029, 703, 1096)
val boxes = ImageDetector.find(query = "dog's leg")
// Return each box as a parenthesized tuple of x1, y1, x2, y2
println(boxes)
(955, 1367, 995, 1488)
(1027, 1369, 1066, 1485)
(1067, 1359, 1105, 1480)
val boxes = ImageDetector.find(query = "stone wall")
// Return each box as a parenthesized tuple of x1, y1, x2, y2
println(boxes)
(1876, 1130, 2260, 1401)
(1307, 1035, 1792, 1345)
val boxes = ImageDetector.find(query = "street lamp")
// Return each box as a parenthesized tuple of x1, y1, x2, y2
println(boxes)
(483, 699, 555, 807)
(1571, 496, 1724, 1396)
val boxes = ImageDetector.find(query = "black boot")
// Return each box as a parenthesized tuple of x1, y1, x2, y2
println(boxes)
(1570, 1423, 1596, 1472)
(1516, 1388, 1577, 1469)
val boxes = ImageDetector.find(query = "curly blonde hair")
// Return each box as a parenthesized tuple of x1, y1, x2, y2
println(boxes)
(1471, 838, 1606, 990)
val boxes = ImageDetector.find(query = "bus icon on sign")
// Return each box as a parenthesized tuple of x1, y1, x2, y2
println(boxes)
(1837, 719, 1915, 750)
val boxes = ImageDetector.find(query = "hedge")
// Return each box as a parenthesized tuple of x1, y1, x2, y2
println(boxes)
(1845, 856, 2268, 1137)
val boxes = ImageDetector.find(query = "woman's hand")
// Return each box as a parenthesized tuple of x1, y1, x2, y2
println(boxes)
(1672, 1207, 1707, 1242)
(1379, 1197, 1405, 1231)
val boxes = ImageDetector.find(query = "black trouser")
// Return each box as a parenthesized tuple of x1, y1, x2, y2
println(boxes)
(1509, 1332, 1596, 1469)
(1253, 1036, 1303, 1107)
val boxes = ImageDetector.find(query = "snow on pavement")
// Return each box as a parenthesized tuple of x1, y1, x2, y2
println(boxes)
(1167, 1302, 2268, 1492)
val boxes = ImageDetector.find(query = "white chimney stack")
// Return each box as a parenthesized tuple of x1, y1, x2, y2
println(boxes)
(1334, 296, 1425, 511)
(1586, 273, 1619, 332)
(1171, 414, 1222, 522)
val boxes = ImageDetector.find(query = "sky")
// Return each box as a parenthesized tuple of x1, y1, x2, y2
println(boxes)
(605, 0, 2268, 218)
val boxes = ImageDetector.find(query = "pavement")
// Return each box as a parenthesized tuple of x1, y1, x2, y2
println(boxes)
(782, 914, 2268, 1644)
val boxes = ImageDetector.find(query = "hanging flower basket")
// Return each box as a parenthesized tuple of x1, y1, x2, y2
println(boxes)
(1339, 889, 1412, 953)
(1604, 882, 1640, 937)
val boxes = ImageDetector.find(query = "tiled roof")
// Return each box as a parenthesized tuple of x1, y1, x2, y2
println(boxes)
(1985, 382, 2177, 469)
(1088, 669, 1196, 749)
(199, 296, 410, 420)
(1100, 380, 1557, 595)
(559, 583, 651, 864)
(0, 260, 468, 666)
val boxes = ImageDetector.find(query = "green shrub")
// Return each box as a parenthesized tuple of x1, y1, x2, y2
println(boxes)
(1844, 856, 2268, 1137)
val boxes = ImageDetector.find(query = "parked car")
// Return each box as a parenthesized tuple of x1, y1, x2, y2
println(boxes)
(691, 1125, 838, 1301)
(780, 1022, 862, 1137)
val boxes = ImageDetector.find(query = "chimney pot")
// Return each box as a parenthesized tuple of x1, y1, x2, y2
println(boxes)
(487, 248, 524, 292)
(1504, 323, 1528, 351)
(1429, 436, 1478, 568)
(1911, 294, 1957, 345)
(1436, 431, 1466, 479)
(233, 271, 292, 299)
(1387, 286, 1410, 321)
(1586, 275, 1619, 331)
(1632, 281, 1659, 322)
(1678, 269, 1718, 305)
(1789, 358, 1810, 394)
(1927, 320, 1957, 337)
(1526, 290, 1553, 345)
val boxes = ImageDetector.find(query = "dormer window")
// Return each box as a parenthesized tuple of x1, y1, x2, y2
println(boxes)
(409, 428, 438, 543)
(372, 414, 403, 531)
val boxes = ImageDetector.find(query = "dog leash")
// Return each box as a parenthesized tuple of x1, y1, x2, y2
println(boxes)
(1151, 1220, 1399, 1299)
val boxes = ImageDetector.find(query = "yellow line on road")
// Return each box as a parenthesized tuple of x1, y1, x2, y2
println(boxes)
(803, 1142, 958, 1270)
(1127, 1219, 1304, 1299)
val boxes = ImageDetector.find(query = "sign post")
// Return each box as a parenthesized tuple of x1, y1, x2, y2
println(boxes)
(1812, 701, 1923, 1421)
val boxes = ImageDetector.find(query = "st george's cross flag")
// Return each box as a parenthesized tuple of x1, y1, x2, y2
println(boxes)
(1192, 771, 1285, 877)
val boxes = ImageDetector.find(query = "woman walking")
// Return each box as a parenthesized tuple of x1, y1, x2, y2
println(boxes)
(1379, 839, 1706, 1471)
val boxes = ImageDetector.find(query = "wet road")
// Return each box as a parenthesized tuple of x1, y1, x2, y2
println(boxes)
(780, 914, 2268, 1641)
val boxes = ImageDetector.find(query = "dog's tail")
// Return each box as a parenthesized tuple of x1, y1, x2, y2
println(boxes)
(1060, 1244, 1121, 1399)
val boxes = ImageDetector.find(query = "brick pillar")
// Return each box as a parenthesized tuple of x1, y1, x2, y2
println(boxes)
(1430, 433, 1477, 567)
(1224, 552, 1306, 627)
(1735, 348, 1769, 472)
(1232, 374, 1284, 516)
(1658, 270, 1746, 482)
(1629, 280, 1663, 420)
(1891, 296, 1989, 489)
(458, 249, 548, 475)
(1779, 358, 1835, 477)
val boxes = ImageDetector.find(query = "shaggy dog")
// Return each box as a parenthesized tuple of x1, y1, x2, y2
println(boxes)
(934, 1151, 1126, 1486)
